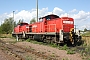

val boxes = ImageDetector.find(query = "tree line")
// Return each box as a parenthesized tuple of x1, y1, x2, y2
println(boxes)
(0, 17, 36, 34)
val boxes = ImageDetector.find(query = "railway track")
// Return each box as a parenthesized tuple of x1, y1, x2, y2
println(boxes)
(0, 39, 58, 60)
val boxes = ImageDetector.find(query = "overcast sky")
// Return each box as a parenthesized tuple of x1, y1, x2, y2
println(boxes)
(0, 0, 90, 30)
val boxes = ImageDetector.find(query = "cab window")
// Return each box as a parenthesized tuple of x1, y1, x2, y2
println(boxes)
(46, 16, 51, 20)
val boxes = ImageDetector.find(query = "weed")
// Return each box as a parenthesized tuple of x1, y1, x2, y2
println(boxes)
(52, 52, 55, 54)
(26, 38, 31, 42)
(26, 56, 33, 60)
(85, 48, 88, 52)
(83, 42, 87, 46)
(31, 48, 35, 50)
(51, 43, 57, 47)
(41, 52, 46, 54)
(50, 54, 55, 57)
(71, 48, 76, 51)
(25, 46, 28, 49)
(67, 49, 75, 54)
(61, 44, 68, 50)
(48, 50, 51, 52)
(4, 47, 9, 51)
(62, 58, 69, 60)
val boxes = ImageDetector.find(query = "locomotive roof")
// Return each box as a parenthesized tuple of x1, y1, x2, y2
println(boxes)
(39, 14, 59, 19)
(19, 22, 28, 25)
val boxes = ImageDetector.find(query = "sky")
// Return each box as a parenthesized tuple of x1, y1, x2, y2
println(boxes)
(0, 0, 90, 30)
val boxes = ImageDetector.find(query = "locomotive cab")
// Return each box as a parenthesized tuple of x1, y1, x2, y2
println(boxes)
(12, 22, 29, 39)
(45, 14, 59, 20)
(17, 22, 29, 33)
(19, 23, 28, 26)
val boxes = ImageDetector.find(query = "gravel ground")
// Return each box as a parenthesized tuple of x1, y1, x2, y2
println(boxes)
(15, 42, 82, 60)
(0, 49, 17, 60)
(0, 38, 82, 60)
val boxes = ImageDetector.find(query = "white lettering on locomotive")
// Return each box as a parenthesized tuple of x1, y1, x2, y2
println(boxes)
(26, 26, 29, 28)
(63, 21, 73, 24)
(32, 25, 37, 28)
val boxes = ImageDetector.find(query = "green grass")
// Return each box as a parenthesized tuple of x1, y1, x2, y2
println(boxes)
(0, 34, 12, 38)
(82, 31, 90, 36)
(26, 38, 44, 45)
(80, 32, 90, 59)
(67, 49, 75, 54)
(60, 44, 69, 50)
(26, 38, 58, 48)
(59, 44, 75, 54)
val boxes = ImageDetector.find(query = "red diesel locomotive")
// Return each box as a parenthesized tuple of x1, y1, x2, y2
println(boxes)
(12, 14, 81, 45)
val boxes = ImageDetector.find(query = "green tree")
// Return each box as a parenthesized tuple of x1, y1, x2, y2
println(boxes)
(0, 17, 15, 34)
(30, 18, 36, 24)
(16, 19, 23, 25)
(14, 21, 17, 27)
(84, 28, 87, 32)
(0, 26, 2, 33)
